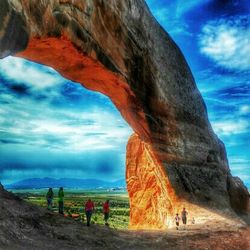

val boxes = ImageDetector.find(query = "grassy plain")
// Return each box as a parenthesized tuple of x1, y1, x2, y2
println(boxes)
(11, 188, 130, 229)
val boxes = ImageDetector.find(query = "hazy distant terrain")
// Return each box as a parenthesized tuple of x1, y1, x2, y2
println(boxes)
(5, 178, 126, 190)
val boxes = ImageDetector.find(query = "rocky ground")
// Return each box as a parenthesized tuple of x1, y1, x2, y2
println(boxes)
(0, 185, 249, 250)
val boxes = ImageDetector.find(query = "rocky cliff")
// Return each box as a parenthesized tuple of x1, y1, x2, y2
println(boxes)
(0, 0, 249, 229)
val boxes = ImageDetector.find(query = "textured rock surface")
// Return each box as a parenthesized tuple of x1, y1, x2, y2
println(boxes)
(0, 0, 249, 229)
(126, 133, 175, 229)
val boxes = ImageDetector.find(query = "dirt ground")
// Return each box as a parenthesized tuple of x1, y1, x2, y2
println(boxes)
(0, 186, 249, 250)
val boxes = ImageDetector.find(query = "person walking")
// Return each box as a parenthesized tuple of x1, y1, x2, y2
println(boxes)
(46, 188, 54, 210)
(85, 199, 95, 227)
(58, 187, 64, 215)
(181, 207, 188, 229)
(174, 213, 181, 230)
(103, 200, 110, 226)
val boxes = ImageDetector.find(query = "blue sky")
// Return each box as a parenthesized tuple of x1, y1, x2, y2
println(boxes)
(0, 58, 132, 184)
(0, 0, 249, 188)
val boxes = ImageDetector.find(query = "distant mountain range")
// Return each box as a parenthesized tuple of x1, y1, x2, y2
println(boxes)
(5, 177, 126, 190)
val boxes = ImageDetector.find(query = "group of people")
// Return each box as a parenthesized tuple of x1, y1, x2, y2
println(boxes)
(174, 207, 194, 230)
(46, 187, 64, 214)
(47, 188, 193, 229)
(85, 198, 110, 226)
(46, 187, 110, 226)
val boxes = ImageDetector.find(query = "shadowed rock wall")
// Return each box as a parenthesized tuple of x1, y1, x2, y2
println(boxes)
(0, 0, 248, 229)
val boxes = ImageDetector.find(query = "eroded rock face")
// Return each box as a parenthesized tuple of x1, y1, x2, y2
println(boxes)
(0, 0, 248, 229)
(126, 133, 175, 229)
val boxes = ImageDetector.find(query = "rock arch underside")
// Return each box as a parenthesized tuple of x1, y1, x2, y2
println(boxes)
(0, 0, 249, 230)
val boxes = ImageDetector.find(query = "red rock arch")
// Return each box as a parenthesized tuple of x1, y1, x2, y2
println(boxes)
(0, 0, 248, 229)
(16, 36, 176, 229)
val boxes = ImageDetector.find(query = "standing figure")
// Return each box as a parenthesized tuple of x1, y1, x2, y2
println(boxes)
(103, 200, 110, 226)
(58, 187, 64, 215)
(46, 188, 54, 210)
(174, 213, 181, 230)
(85, 199, 95, 227)
(192, 217, 195, 224)
(181, 207, 188, 229)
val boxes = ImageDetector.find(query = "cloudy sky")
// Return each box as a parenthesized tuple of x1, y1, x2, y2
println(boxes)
(0, 58, 132, 184)
(0, 0, 249, 188)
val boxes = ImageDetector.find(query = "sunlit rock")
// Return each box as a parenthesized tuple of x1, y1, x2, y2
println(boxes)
(126, 133, 175, 229)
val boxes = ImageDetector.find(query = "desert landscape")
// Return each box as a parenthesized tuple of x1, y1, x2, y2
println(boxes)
(0, 0, 249, 249)
(1, 184, 249, 249)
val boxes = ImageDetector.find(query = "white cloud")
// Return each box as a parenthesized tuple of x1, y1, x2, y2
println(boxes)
(145, 1, 193, 36)
(230, 158, 250, 165)
(0, 44, 127, 184)
(199, 15, 250, 71)
(147, 0, 211, 19)
(176, 0, 211, 18)
(196, 69, 250, 95)
(0, 56, 62, 89)
(0, 57, 133, 154)
(0, 104, 132, 152)
(0, 90, 133, 152)
(229, 157, 250, 186)
(239, 105, 250, 114)
(153, 7, 169, 23)
(211, 119, 249, 136)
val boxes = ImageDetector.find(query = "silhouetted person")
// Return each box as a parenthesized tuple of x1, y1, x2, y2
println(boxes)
(181, 207, 188, 229)
(85, 199, 95, 226)
(58, 187, 64, 215)
(103, 200, 110, 226)
(46, 188, 54, 210)
(174, 213, 181, 230)
(192, 217, 195, 224)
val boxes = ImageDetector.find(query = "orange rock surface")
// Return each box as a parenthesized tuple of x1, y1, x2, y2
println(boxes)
(17, 36, 150, 140)
(126, 133, 176, 229)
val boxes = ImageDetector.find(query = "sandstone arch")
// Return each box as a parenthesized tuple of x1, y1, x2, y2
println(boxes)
(0, 0, 248, 229)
